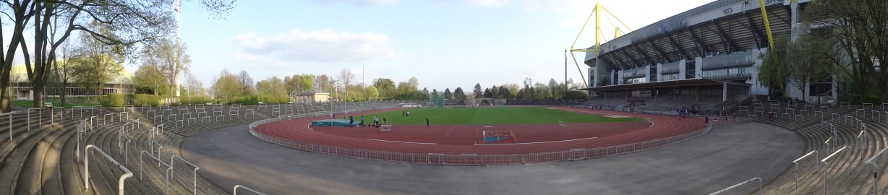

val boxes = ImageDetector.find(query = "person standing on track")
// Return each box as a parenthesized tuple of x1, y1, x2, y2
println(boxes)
(426, 117, 430, 127)
(373, 115, 379, 126)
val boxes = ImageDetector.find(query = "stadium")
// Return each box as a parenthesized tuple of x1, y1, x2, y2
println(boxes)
(2, 0, 887, 195)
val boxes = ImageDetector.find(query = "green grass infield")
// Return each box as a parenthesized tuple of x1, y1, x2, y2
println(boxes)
(348, 107, 642, 125)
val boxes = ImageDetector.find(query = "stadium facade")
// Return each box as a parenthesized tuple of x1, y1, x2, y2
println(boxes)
(8, 64, 134, 100)
(583, 0, 833, 104)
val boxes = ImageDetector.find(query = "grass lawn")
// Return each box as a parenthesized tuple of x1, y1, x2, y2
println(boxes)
(356, 107, 642, 125)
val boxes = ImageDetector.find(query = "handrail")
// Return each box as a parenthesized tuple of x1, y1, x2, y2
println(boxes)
(85, 145, 134, 195)
(27, 108, 42, 132)
(792, 150, 818, 189)
(866, 147, 888, 195)
(172, 155, 200, 195)
(2, 111, 15, 141)
(709, 177, 761, 195)
(233, 185, 266, 195)
(821, 146, 848, 195)
(139, 151, 172, 195)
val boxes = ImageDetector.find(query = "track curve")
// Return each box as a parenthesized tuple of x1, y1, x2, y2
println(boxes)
(253, 107, 708, 155)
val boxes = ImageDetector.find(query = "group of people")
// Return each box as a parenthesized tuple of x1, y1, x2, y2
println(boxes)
(676, 106, 700, 120)
(347, 115, 388, 127)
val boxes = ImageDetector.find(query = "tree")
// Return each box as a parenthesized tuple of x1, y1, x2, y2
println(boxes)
(256, 76, 287, 99)
(71, 30, 125, 100)
(183, 70, 205, 98)
(50, 40, 78, 106)
(498, 86, 510, 99)
(758, 34, 792, 99)
(785, 29, 834, 102)
(142, 38, 191, 97)
(298, 74, 314, 92)
(408, 77, 419, 90)
(140, 38, 191, 100)
(473, 83, 482, 98)
(0, 0, 234, 110)
(453, 87, 466, 100)
(502, 83, 520, 97)
(373, 78, 396, 99)
(316, 74, 331, 93)
(339, 69, 355, 92)
(212, 69, 242, 101)
(443, 88, 452, 100)
(807, 0, 888, 103)
(284, 75, 299, 96)
(548, 78, 559, 98)
(365, 85, 379, 100)
(237, 70, 255, 96)
(534, 82, 548, 99)
(483, 88, 492, 98)
(134, 63, 167, 95)
(490, 85, 499, 99)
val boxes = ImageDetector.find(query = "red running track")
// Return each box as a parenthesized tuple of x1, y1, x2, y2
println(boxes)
(252, 106, 708, 155)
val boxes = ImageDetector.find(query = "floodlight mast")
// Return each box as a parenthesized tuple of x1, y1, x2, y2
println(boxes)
(567, 2, 632, 87)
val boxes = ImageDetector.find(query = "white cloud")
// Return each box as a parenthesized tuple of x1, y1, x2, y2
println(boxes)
(235, 29, 406, 63)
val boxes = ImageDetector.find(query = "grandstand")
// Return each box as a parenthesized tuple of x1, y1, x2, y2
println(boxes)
(580, 0, 830, 114)
(0, 100, 402, 194)
(572, 0, 888, 193)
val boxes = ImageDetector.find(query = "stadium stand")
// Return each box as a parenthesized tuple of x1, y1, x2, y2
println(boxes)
(0, 100, 405, 194)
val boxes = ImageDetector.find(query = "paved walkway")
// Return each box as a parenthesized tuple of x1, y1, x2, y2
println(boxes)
(183, 122, 803, 195)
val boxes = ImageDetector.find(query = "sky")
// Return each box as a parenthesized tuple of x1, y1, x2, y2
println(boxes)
(10, 0, 718, 92)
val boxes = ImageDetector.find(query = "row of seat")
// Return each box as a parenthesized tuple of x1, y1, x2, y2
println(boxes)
(746, 102, 888, 194)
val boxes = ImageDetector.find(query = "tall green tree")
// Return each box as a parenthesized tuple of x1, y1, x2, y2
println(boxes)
(443, 88, 452, 100)
(453, 87, 466, 100)
(212, 69, 243, 101)
(0, 0, 234, 110)
(807, 0, 888, 102)
(373, 78, 396, 99)
(758, 34, 792, 99)
(473, 83, 482, 98)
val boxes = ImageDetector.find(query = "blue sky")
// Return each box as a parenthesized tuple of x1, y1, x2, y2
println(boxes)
(100, 0, 719, 91)
(174, 0, 720, 91)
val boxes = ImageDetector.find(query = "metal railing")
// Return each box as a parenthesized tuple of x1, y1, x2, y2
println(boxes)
(248, 118, 713, 165)
(3, 112, 14, 140)
(172, 155, 200, 195)
(709, 177, 762, 195)
(233, 184, 266, 195)
(85, 145, 134, 195)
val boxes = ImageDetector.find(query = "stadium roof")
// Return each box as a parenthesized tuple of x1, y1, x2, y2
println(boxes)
(581, 78, 749, 91)
(585, 0, 804, 70)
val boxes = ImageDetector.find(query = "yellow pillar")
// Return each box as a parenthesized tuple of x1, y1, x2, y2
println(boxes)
(595, 3, 602, 53)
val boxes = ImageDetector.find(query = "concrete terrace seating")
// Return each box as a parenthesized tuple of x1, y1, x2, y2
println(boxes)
(758, 103, 888, 194)
(0, 106, 235, 195)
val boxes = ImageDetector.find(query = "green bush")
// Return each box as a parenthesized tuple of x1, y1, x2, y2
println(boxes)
(101, 94, 126, 107)
(839, 94, 882, 105)
(221, 96, 291, 105)
(179, 96, 212, 105)
(132, 94, 163, 106)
